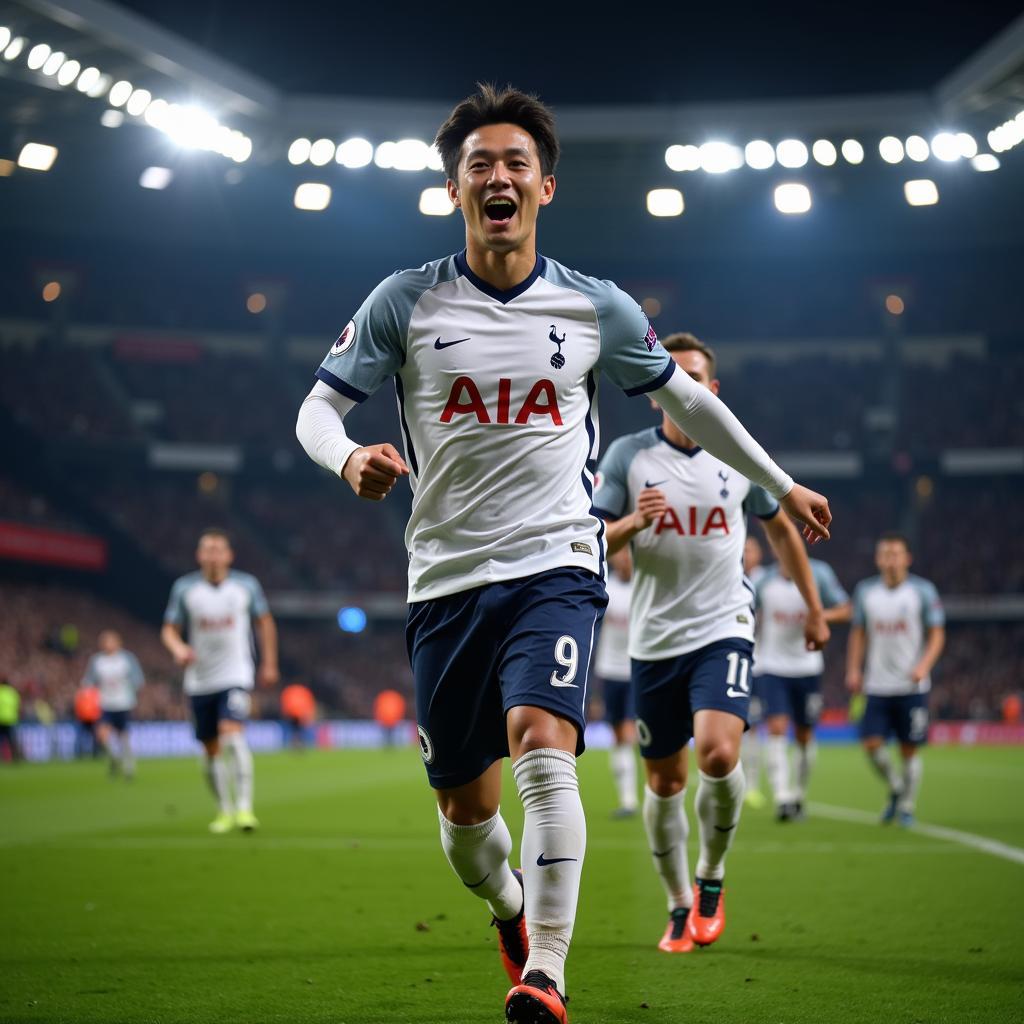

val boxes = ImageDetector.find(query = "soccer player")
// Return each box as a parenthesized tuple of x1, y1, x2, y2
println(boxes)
(592, 548, 638, 818)
(754, 558, 851, 820)
(846, 533, 945, 827)
(594, 332, 830, 956)
(161, 529, 279, 834)
(741, 536, 768, 809)
(295, 86, 830, 1023)
(81, 630, 144, 779)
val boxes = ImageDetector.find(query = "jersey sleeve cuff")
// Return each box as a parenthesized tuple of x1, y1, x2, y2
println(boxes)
(315, 367, 369, 403)
(622, 358, 675, 397)
(754, 504, 781, 521)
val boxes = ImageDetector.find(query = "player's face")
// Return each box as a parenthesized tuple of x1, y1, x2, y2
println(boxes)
(875, 540, 912, 583)
(649, 350, 720, 410)
(449, 123, 555, 255)
(98, 630, 120, 654)
(197, 536, 233, 579)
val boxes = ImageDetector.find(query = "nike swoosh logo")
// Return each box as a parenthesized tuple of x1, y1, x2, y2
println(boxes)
(714, 824, 736, 833)
(652, 847, 674, 858)
(536, 853, 578, 867)
(726, 687, 748, 699)
(464, 873, 490, 889)
(644, 479, 668, 488)
(434, 336, 471, 350)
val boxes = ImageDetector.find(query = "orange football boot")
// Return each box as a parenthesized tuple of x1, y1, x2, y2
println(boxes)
(492, 868, 528, 985)
(658, 906, 695, 953)
(687, 878, 726, 946)
(505, 970, 568, 1024)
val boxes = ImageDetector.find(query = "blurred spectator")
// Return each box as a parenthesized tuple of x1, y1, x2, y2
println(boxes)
(280, 682, 316, 750)
(0, 678, 21, 763)
(374, 689, 407, 747)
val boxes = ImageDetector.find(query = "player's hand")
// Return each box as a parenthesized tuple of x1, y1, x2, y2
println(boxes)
(258, 664, 280, 688)
(804, 608, 830, 651)
(173, 644, 196, 668)
(342, 443, 410, 501)
(909, 665, 926, 684)
(780, 483, 831, 544)
(845, 669, 862, 693)
(632, 488, 668, 530)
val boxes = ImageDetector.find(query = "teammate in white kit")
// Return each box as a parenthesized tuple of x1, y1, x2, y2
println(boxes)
(81, 630, 144, 779)
(591, 549, 638, 818)
(846, 533, 944, 827)
(741, 536, 768, 809)
(754, 559, 851, 820)
(161, 529, 279, 834)
(295, 87, 831, 1023)
(594, 333, 830, 955)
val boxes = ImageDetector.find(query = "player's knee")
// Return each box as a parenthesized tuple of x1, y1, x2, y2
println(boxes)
(507, 707, 578, 757)
(697, 740, 740, 778)
(646, 767, 685, 798)
(437, 795, 497, 827)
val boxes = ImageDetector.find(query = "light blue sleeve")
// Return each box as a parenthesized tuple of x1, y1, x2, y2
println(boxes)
(163, 577, 190, 627)
(813, 561, 849, 608)
(851, 580, 869, 627)
(125, 652, 144, 689)
(914, 578, 945, 628)
(82, 655, 99, 687)
(315, 258, 458, 402)
(593, 285, 674, 395)
(593, 432, 653, 519)
(743, 484, 780, 520)
(241, 574, 270, 618)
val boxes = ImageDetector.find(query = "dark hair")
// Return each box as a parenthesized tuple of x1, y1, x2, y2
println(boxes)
(660, 332, 717, 377)
(199, 527, 232, 546)
(434, 83, 560, 181)
(878, 531, 911, 551)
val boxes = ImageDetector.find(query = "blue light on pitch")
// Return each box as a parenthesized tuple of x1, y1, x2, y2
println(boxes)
(337, 606, 368, 633)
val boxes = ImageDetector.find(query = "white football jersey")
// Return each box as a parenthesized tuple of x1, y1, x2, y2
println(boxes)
(164, 571, 269, 695)
(82, 650, 144, 711)
(594, 428, 778, 660)
(316, 252, 673, 602)
(852, 574, 944, 695)
(594, 570, 632, 682)
(754, 560, 848, 677)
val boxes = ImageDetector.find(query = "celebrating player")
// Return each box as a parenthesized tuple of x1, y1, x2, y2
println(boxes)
(846, 533, 945, 827)
(594, 332, 830, 955)
(81, 630, 144, 779)
(161, 529, 279, 834)
(754, 558, 851, 819)
(592, 548, 638, 818)
(296, 86, 830, 1023)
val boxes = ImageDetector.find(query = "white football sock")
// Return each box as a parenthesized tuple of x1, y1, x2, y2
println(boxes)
(695, 764, 745, 881)
(438, 808, 523, 920)
(793, 741, 815, 802)
(204, 754, 232, 813)
(514, 748, 586, 997)
(610, 742, 638, 811)
(741, 729, 762, 793)
(642, 786, 693, 911)
(867, 746, 901, 794)
(120, 732, 135, 778)
(898, 754, 923, 814)
(766, 734, 792, 806)
(222, 732, 254, 813)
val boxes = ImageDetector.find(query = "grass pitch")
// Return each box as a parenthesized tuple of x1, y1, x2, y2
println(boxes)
(1, 743, 1021, 1024)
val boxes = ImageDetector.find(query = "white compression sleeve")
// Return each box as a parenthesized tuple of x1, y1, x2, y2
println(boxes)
(295, 380, 362, 477)
(649, 366, 794, 498)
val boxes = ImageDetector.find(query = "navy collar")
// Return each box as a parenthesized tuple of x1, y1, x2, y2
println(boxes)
(657, 428, 702, 457)
(455, 249, 545, 304)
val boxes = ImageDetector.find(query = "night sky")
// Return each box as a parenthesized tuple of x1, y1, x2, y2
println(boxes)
(113, 1, 1024, 105)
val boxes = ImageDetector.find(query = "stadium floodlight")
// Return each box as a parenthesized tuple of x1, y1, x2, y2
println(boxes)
(841, 139, 864, 164)
(956, 133, 977, 159)
(4, 36, 25, 60)
(26, 43, 50, 70)
(139, 166, 173, 190)
(336, 137, 373, 168)
(904, 179, 939, 206)
(309, 138, 336, 166)
(76, 66, 100, 92)
(646, 188, 684, 217)
(812, 139, 837, 166)
(288, 137, 311, 165)
(971, 154, 999, 172)
(774, 183, 812, 214)
(374, 141, 396, 168)
(230, 135, 252, 163)
(126, 88, 152, 117)
(419, 187, 455, 216)
(166, 105, 218, 149)
(294, 182, 331, 211)
(337, 607, 367, 633)
(41, 50, 65, 76)
(143, 98, 170, 129)
(744, 140, 775, 170)
(100, 109, 123, 128)
(392, 139, 432, 171)
(56, 59, 80, 86)
(17, 142, 58, 171)
(930, 132, 960, 162)
(108, 80, 132, 106)
(699, 141, 742, 174)
(879, 136, 904, 163)
(0, 27, 8, 51)
(428, 145, 444, 172)
(665, 144, 701, 171)
(904, 135, 929, 162)
(776, 139, 808, 168)
(987, 128, 1004, 152)
(87, 73, 111, 98)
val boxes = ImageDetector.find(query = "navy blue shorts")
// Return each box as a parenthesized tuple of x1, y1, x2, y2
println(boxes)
(600, 678, 634, 725)
(190, 687, 252, 743)
(101, 709, 131, 731)
(860, 693, 929, 745)
(748, 675, 768, 726)
(406, 567, 607, 789)
(632, 638, 755, 760)
(761, 673, 823, 729)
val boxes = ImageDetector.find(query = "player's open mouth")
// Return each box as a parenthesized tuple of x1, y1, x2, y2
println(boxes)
(484, 197, 517, 223)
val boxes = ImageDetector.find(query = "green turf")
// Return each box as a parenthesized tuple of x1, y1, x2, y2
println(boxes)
(1, 744, 1022, 1024)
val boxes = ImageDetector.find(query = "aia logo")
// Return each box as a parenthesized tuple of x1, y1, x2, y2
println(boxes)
(440, 376, 563, 426)
(654, 506, 729, 536)
(875, 619, 909, 635)
(549, 325, 566, 369)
